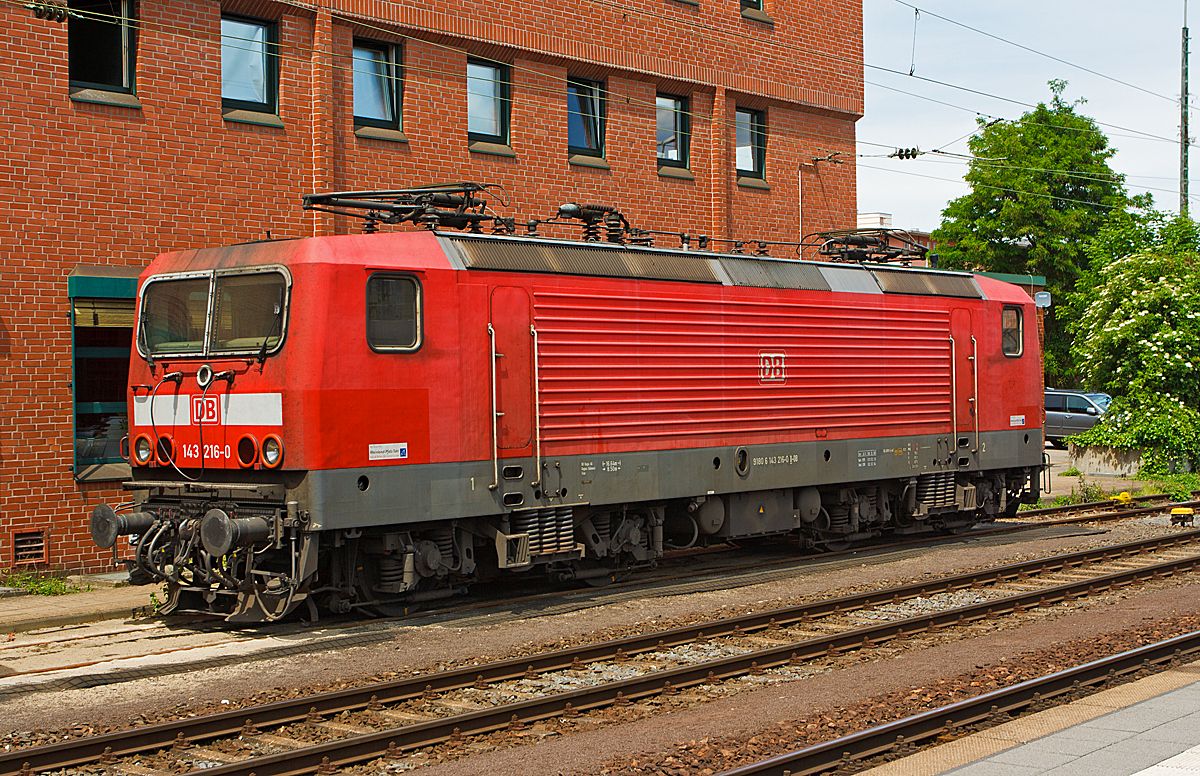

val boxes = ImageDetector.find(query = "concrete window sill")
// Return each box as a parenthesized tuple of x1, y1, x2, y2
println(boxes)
(741, 7, 774, 24)
(223, 109, 285, 128)
(75, 462, 132, 482)
(569, 154, 611, 170)
(468, 140, 516, 157)
(658, 166, 695, 180)
(737, 175, 771, 190)
(70, 88, 142, 109)
(355, 126, 409, 143)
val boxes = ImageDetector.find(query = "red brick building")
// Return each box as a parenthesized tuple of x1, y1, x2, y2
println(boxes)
(1, 0, 862, 571)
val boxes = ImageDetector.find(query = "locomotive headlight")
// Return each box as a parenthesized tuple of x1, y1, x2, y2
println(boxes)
(133, 434, 153, 465)
(262, 435, 284, 468)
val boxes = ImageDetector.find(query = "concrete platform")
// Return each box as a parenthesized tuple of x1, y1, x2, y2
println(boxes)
(0, 583, 152, 634)
(862, 662, 1200, 776)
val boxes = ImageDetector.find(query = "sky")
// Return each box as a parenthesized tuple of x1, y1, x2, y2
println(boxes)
(858, 0, 1191, 232)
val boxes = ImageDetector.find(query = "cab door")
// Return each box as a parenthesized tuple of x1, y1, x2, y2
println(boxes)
(949, 309, 976, 436)
(490, 287, 532, 453)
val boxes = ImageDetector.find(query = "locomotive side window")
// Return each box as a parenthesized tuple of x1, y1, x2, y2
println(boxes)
(1001, 306, 1023, 356)
(210, 272, 287, 353)
(141, 277, 210, 354)
(367, 274, 421, 351)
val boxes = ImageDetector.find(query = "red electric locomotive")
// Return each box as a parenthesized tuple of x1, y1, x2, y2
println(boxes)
(89, 186, 1046, 622)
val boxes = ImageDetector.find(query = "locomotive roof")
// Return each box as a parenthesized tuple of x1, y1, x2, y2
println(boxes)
(147, 231, 1033, 303)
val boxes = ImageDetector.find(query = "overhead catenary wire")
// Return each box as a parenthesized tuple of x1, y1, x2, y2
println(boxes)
(858, 161, 1200, 209)
(37, 0, 1179, 151)
(20, 0, 1186, 205)
(894, 0, 1181, 105)
(877, 150, 1193, 200)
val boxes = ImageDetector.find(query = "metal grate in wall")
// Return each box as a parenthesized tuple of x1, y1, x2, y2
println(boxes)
(13, 530, 46, 564)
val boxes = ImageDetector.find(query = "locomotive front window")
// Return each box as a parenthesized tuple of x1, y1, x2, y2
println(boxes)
(210, 272, 287, 352)
(1001, 306, 1023, 356)
(139, 268, 289, 358)
(141, 277, 209, 355)
(367, 274, 420, 351)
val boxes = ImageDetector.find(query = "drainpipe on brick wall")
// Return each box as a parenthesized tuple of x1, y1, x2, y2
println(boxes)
(311, 6, 336, 236)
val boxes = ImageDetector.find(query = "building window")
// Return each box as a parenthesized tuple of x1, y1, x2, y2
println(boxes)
(221, 15, 277, 114)
(656, 95, 689, 168)
(735, 108, 766, 178)
(466, 60, 509, 144)
(68, 0, 135, 92)
(1002, 306, 1023, 356)
(567, 78, 605, 158)
(367, 274, 421, 351)
(741, 0, 763, 9)
(353, 41, 400, 130)
(73, 297, 134, 476)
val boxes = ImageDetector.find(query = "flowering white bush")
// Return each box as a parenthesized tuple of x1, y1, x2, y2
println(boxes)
(1070, 212, 1200, 472)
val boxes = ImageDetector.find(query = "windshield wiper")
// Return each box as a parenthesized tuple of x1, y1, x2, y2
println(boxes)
(257, 292, 284, 365)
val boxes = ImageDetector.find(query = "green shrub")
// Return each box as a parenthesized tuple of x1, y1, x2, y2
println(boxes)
(0, 570, 91, 595)
(1071, 391, 1200, 475)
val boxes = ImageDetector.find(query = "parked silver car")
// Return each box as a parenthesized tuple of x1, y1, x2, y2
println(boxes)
(1044, 389, 1110, 446)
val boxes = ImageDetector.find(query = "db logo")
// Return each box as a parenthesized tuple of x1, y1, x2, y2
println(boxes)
(191, 395, 222, 425)
(759, 351, 786, 384)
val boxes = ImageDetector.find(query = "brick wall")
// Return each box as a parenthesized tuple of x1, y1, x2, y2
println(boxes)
(0, 0, 861, 571)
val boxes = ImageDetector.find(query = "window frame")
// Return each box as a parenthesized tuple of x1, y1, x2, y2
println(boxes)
(366, 272, 423, 353)
(68, 269, 140, 481)
(68, 0, 137, 94)
(466, 59, 511, 145)
(72, 296, 134, 474)
(352, 39, 402, 131)
(740, 0, 764, 10)
(655, 94, 690, 169)
(220, 14, 279, 115)
(735, 108, 767, 179)
(135, 266, 292, 360)
(1066, 395, 1092, 413)
(567, 77, 606, 159)
(1001, 305, 1023, 357)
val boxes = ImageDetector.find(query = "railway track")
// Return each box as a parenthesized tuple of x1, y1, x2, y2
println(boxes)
(716, 631, 1200, 776)
(7, 526, 1200, 776)
(0, 495, 1190, 706)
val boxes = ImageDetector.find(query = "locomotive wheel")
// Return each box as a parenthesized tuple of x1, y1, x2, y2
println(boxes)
(821, 539, 853, 553)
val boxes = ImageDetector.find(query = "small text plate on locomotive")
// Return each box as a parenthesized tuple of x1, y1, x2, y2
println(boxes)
(368, 442, 409, 460)
(1010, 415, 1026, 427)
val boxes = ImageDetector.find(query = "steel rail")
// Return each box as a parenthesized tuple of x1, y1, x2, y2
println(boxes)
(104, 548, 1200, 776)
(717, 630, 1200, 776)
(6, 529, 1200, 776)
(1013, 490, 1189, 519)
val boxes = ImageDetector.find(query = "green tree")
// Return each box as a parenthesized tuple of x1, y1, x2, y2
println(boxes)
(1070, 211, 1200, 472)
(931, 80, 1142, 386)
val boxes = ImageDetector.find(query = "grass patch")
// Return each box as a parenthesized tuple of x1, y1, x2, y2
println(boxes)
(1060, 466, 1082, 477)
(0, 570, 92, 595)
(1137, 472, 1200, 502)
(1050, 477, 1117, 507)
